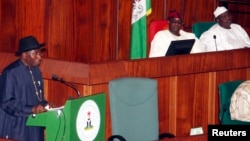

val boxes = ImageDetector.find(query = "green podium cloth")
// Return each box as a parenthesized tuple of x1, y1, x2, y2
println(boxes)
(26, 93, 106, 141)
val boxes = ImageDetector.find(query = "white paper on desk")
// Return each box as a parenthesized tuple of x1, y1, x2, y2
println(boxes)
(190, 127, 204, 136)
(46, 105, 64, 111)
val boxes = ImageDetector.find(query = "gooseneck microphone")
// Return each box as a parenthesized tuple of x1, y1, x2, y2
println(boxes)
(213, 35, 218, 51)
(52, 74, 81, 98)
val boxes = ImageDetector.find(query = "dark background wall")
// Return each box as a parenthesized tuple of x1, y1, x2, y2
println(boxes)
(0, 0, 249, 63)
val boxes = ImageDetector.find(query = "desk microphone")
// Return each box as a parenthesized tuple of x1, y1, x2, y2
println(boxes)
(52, 74, 81, 98)
(213, 35, 218, 51)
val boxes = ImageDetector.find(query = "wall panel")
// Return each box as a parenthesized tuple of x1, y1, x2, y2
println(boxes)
(2, 0, 245, 63)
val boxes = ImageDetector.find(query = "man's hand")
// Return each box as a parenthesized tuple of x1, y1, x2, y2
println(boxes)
(32, 104, 47, 114)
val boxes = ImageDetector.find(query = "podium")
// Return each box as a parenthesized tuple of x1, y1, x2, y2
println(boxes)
(26, 93, 106, 141)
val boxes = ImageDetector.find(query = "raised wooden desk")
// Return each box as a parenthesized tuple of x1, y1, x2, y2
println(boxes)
(1, 49, 250, 140)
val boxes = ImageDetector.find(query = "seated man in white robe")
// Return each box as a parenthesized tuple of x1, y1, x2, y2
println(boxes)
(200, 6, 250, 52)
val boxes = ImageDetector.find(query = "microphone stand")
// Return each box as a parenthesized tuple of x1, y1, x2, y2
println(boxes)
(213, 35, 218, 51)
(52, 74, 81, 99)
(60, 78, 81, 98)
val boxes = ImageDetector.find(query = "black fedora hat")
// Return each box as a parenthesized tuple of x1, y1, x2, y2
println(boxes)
(15, 35, 46, 55)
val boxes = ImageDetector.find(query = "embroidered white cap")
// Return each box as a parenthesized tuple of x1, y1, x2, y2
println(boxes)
(213, 6, 228, 18)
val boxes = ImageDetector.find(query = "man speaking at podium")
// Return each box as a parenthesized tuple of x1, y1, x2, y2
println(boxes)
(0, 35, 53, 141)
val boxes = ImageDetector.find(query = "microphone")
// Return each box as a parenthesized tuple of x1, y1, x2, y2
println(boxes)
(213, 35, 218, 51)
(52, 74, 81, 98)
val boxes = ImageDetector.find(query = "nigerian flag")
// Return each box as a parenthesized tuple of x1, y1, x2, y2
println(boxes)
(130, 0, 152, 59)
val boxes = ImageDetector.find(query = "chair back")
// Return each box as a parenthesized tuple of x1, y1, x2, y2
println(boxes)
(192, 22, 216, 38)
(149, 20, 168, 44)
(108, 77, 159, 141)
(218, 80, 250, 124)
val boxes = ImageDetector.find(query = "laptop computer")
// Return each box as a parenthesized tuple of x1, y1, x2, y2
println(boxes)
(165, 39, 195, 56)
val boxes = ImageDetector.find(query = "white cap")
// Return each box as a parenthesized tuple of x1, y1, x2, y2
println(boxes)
(213, 6, 228, 18)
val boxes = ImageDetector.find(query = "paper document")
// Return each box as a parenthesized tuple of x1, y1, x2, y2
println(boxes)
(45, 105, 64, 111)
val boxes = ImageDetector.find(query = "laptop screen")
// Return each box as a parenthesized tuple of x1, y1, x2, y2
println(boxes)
(165, 39, 195, 56)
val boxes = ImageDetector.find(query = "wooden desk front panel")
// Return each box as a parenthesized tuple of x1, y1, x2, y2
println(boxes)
(81, 68, 249, 138)
(1, 49, 250, 139)
(156, 68, 248, 137)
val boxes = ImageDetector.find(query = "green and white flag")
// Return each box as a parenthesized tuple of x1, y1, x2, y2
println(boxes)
(130, 0, 152, 59)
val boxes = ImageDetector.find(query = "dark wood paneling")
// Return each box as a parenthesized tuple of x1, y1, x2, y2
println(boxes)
(0, 0, 249, 62)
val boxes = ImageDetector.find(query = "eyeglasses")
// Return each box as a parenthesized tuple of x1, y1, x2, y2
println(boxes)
(169, 19, 184, 25)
